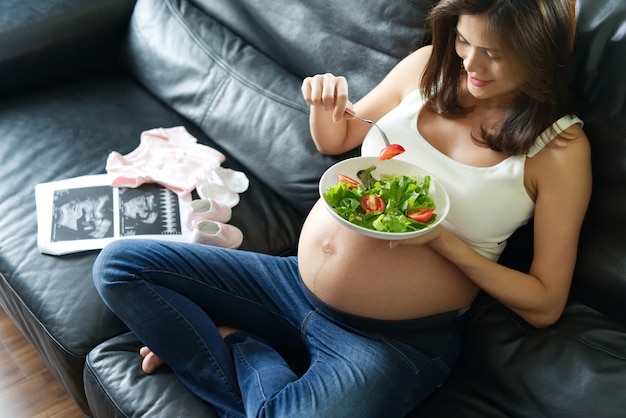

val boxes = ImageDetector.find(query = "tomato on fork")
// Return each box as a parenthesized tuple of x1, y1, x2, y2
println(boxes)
(378, 144, 405, 160)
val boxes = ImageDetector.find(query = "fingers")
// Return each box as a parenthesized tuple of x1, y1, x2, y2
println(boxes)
(389, 240, 402, 250)
(388, 226, 443, 249)
(301, 73, 349, 121)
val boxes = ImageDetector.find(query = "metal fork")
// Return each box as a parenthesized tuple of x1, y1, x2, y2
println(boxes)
(344, 109, 391, 146)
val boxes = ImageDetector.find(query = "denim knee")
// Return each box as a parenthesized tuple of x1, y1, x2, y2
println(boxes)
(92, 239, 144, 296)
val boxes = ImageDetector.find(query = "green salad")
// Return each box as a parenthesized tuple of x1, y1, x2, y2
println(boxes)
(323, 165, 437, 233)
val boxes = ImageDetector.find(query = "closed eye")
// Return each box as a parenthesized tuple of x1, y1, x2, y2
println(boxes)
(455, 30, 501, 61)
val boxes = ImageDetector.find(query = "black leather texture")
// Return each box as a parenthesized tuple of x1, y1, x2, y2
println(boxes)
(567, 0, 626, 324)
(118, 0, 433, 213)
(0, 0, 625, 417)
(84, 332, 219, 418)
(0, 0, 135, 97)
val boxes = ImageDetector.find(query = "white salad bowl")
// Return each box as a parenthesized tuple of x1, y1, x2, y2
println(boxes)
(319, 156, 450, 240)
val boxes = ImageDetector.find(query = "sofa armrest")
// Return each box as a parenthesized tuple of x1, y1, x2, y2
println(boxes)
(0, 0, 136, 96)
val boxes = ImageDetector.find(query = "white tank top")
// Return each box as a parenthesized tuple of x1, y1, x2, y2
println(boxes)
(361, 89, 583, 261)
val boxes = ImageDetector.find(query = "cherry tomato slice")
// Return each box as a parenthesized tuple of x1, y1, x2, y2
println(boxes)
(360, 194, 385, 214)
(406, 207, 435, 223)
(378, 144, 406, 160)
(337, 174, 360, 190)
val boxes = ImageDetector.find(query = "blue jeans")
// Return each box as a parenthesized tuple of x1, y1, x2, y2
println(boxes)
(93, 239, 461, 418)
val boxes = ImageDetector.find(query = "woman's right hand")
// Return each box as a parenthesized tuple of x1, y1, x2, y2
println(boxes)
(301, 73, 353, 123)
(301, 73, 367, 155)
(300, 49, 429, 155)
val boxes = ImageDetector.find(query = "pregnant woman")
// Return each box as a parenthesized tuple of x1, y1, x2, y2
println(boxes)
(93, 0, 591, 416)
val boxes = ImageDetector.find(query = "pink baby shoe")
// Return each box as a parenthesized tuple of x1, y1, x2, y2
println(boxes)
(191, 220, 243, 249)
(186, 198, 232, 228)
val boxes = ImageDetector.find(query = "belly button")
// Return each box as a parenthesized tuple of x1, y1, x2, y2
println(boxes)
(322, 240, 334, 254)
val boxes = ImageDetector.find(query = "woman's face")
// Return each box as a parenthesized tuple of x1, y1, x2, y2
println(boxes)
(455, 14, 521, 103)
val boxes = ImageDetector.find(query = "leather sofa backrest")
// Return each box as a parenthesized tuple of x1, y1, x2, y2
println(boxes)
(0, 0, 135, 97)
(569, 0, 626, 324)
(119, 0, 435, 214)
(187, 0, 435, 100)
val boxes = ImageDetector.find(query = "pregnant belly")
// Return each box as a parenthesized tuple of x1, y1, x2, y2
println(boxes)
(297, 200, 478, 320)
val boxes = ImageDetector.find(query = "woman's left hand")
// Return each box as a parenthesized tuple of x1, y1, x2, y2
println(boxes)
(388, 225, 443, 249)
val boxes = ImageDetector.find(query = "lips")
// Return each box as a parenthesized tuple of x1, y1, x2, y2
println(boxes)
(468, 76, 491, 87)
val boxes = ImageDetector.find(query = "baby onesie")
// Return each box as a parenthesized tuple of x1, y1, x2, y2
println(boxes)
(106, 127, 247, 202)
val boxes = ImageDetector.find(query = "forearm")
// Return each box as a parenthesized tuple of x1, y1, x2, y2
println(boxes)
(309, 107, 350, 155)
(429, 228, 565, 327)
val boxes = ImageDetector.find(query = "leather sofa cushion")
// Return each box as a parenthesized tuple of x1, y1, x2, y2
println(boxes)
(84, 332, 218, 418)
(0, 71, 304, 413)
(84, 295, 626, 418)
(413, 297, 626, 417)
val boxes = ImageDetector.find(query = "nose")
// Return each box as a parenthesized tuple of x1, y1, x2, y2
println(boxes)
(462, 50, 483, 74)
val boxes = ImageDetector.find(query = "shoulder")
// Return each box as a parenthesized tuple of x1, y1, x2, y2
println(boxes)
(384, 46, 433, 98)
(356, 46, 433, 119)
(403, 45, 433, 70)
(525, 120, 591, 201)
(542, 120, 590, 164)
(528, 115, 586, 157)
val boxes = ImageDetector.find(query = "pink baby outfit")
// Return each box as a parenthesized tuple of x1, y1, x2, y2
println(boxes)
(106, 127, 226, 196)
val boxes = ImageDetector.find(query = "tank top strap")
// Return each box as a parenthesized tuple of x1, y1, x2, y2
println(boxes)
(527, 114, 584, 157)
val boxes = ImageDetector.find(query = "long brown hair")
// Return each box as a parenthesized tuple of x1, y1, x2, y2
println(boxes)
(421, 0, 578, 155)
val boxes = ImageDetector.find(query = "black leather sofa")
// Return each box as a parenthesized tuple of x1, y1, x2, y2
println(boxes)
(0, 0, 624, 417)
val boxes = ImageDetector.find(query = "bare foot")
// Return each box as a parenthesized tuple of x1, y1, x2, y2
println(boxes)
(217, 325, 240, 339)
(139, 328, 240, 374)
(139, 346, 164, 374)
